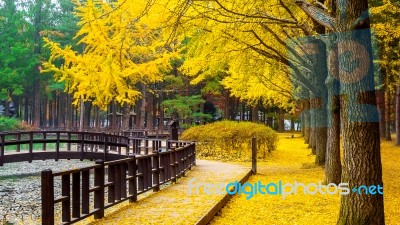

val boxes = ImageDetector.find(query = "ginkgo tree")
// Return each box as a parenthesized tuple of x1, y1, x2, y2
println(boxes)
(42, 0, 180, 109)
(178, 0, 310, 112)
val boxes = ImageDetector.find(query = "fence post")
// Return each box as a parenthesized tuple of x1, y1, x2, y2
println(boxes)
(172, 147, 177, 183)
(41, 169, 54, 225)
(193, 143, 196, 166)
(252, 137, 257, 175)
(55, 132, 60, 161)
(103, 133, 108, 161)
(94, 160, 105, 219)
(126, 137, 130, 156)
(0, 134, 4, 166)
(80, 133, 85, 161)
(154, 150, 160, 192)
(16, 132, 21, 152)
(67, 133, 71, 151)
(29, 131, 33, 163)
(43, 132, 47, 151)
(128, 155, 137, 203)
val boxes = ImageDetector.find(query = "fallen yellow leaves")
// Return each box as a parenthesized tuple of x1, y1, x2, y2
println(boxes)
(77, 134, 400, 225)
(78, 160, 249, 225)
(210, 134, 400, 225)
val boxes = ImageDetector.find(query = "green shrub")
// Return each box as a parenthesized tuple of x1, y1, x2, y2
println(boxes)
(181, 120, 278, 161)
(0, 117, 33, 132)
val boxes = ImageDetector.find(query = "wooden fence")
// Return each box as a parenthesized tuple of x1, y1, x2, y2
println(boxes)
(41, 141, 196, 225)
(0, 131, 149, 166)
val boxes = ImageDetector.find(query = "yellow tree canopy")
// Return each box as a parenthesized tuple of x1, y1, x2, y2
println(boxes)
(178, 0, 312, 108)
(42, 0, 181, 108)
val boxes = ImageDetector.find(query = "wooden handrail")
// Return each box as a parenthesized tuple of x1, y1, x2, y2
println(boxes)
(41, 142, 196, 225)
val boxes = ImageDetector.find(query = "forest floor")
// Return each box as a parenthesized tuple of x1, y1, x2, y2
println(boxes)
(79, 160, 249, 225)
(210, 133, 400, 225)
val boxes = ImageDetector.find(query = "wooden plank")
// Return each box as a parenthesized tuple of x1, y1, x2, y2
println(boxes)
(108, 165, 115, 204)
(61, 174, 71, 223)
(81, 170, 90, 215)
(72, 172, 81, 219)
(41, 169, 54, 225)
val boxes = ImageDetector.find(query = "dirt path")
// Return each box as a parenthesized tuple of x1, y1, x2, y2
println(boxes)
(80, 160, 250, 225)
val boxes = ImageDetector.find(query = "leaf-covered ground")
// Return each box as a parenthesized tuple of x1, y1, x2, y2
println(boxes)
(81, 160, 249, 225)
(210, 134, 400, 225)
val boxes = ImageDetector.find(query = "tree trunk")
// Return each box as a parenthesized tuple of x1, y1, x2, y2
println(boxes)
(84, 101, 92, 129)
(301, 111, 304, 136)
(241, 103, 245, 121)
(376, 90, 385, 138)
(24, 95, 29, 123)
(58, 92, 65, 128)
(290, 116, 295, 131)
(309, 96, 316, 153)
(122, 103, 130, 130)
(278, 108, 285, 132)
(325, 35, 341, 184)
(111, 102, 117, 130)
(66, 94, 72, 130)
(385, 87, 391, 141)
(79, 99, 84, 131)
(396, 81, 400, 145)
(33, 81, 41, 128)
(325, 95, 341, 184)
(94, 106, 100, 131)
(303, 100, 311, 144)
(336, 13, 384, 225)
(140, 86, 146, 128)
(159, 92, 164, 131)
(45, 96, 50, 127)
(251, 105, 258, 123)
(224, 91, 230, 119)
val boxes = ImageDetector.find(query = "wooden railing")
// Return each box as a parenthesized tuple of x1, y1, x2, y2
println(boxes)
(41, 141, 196, 225)
(39, 127, 172, 138)
(0, 131, 133, 166)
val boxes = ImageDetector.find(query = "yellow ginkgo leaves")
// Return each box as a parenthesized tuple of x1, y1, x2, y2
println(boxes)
(42, 0, 180, 109)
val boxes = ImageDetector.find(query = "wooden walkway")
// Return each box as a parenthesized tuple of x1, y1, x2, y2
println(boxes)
(77, 160, 249, 225)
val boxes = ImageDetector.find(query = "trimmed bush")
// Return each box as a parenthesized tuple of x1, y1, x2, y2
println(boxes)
(0, 117, 33, 132)
(181, 120, 278, 161)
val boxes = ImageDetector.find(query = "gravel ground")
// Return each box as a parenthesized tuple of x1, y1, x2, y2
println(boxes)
(0, 160, 95, 224)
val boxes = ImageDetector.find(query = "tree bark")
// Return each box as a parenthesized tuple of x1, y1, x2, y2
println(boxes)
(224, 91, 230, 119)
(278, 108, 285, 132)
(325, 95, 341, 184)
(309, 96, 316, 153)
(251, 105, 258, 123)
(139, 86, 146, 128)
(325, 32, 341, 184)
(290, 116, 295, 131)
(93, 105, 99, 131)
(303, 100, 311, 144)
(79, 99, 84, 131)
(376, 90, 385, 138)
(33, 81, 41, 128)
(84, 101, 92, 129)
(396, 81, 400, 145)
(122, 103, 130, 130)
(66, 94, 72, 130)
(384, 87, 391, 141)
(336, 11, 384, 225)
(58, 92, 65, 128)
(159, 92, 164, 131)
